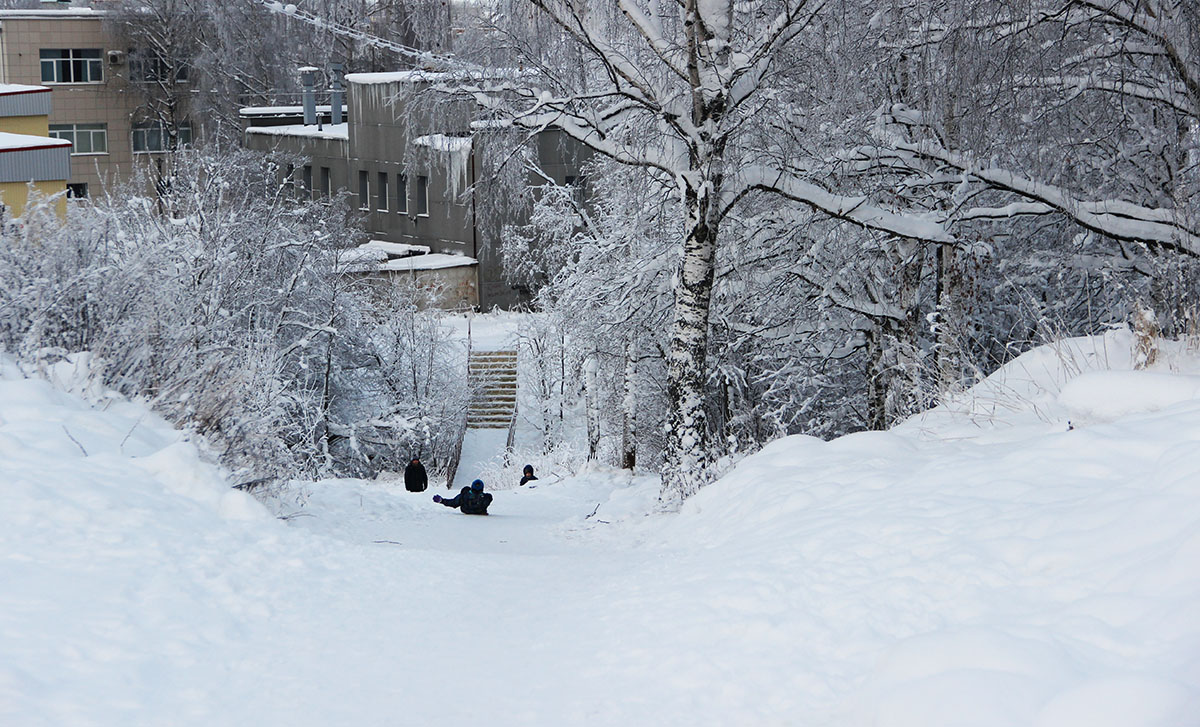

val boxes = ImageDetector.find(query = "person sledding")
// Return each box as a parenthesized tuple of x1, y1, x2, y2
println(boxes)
(433, 479, 492, 515)
(519, 464, 538, 486)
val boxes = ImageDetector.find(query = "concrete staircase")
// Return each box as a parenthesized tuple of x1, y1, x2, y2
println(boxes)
(467, 349, 517, 429)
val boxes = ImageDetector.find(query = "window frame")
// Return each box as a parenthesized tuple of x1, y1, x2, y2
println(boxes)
(48, 122, 108, 155)
(358, 170, 370, 211)
(415, 175, 429, 216)
(320, 167, 332, 198)
(376, 172, 389, 212)
(40, 48, 103, 84)
(129, 51, 190, 85)
(396, 174, 408, 214)
(131, 120, 192, 154)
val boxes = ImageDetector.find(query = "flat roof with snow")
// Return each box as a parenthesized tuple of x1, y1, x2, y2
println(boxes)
(240, 105, 342, 117)
(378, 253, 477, 272)
(345, 69, 526, 86)
(0, 131, 71, 153)
(0, 9, 103, 18)
(362, 239, 433, 257)
(244, 123, 349, 141)
(0, 84, 50, 97)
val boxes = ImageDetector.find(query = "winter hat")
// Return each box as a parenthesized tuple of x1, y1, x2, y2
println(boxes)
(471, 479, 484, 491)
(523, 464, 533, 474)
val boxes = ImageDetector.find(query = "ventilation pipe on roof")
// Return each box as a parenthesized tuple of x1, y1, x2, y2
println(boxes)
(300, 66, 318, 126)
(330, 63, 344, 125)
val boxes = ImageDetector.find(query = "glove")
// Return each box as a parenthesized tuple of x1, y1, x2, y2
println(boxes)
(432, 495, 442, 503)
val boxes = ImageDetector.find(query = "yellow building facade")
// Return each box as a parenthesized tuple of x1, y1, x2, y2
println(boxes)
(0, 84, 70, 218)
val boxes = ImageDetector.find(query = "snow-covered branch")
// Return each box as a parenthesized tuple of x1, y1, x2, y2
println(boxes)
(897, 140, 1200, 254)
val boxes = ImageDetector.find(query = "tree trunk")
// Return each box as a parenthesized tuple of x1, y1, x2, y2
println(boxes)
(661, 184, 718, 505)
(620, 334, 637, 470)
(584, 353, 600, 461)
(864, 323, 888, 431)
(935, 243, 960, 394)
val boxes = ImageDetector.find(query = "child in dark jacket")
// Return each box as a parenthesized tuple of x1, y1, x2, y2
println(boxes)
(519, 464, 538, 486)
(434, 479, 492, 515)
(404, 456, 428, 492)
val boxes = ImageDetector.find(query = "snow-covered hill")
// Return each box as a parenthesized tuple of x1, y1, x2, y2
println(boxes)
(2, 331, 1198, 726)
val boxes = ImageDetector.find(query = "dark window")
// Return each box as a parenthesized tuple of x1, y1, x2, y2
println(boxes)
(129, 51, 189, 84)
(302, 165, 313, 197)
(416, 175, 428, 216)
(320, 167, 332, 198)
(284, 164, 295, 195)
(376, 172, 389, 212)
(564, 174, 584, 202)
(66, 183, 89, 199)
(40, 49, 103, 83)
(396, 174, 407, 214)
(358, 170, 369, 210)
(132, 121, 192, 153)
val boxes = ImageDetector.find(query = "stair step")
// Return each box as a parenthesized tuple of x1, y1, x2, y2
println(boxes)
(464, 349, 518, 432)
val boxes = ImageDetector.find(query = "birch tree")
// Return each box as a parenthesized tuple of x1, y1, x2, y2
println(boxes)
(451, 0, 954, 503)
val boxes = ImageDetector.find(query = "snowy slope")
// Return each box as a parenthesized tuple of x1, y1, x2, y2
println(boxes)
(639, 328, 1200, 725)
(2, 331, 1199, 726)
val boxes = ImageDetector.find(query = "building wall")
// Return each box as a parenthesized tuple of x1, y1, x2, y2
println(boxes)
(0, 178, 66, 218)
(346, 78, 478, 263)
(0, 11, 180, 198)
(371, 265, 478, 310)
(242, 74, 590, 310)
(1, 114, 50, 136)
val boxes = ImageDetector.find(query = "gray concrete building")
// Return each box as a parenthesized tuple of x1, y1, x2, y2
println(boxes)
(242, 70, 588, 310)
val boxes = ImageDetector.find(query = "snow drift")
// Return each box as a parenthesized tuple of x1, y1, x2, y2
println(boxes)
(2, 329, 1198, 726)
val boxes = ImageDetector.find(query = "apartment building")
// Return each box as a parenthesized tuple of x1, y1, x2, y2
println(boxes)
(243, 70, 588, 310)
(0, 4, 186, 199)
(0, 82, 70, 217)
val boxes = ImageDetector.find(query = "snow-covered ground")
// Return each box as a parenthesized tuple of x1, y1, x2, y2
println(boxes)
(2, 328, 1198, 726)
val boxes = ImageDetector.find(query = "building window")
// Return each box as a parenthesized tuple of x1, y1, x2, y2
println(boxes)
(396, 174, 407, 214)
(376, 172, 389, 212)
(416, 175, 428, 216)
(66, 183, 89, 199)
(357, 170, 370, 210)
(302, 165, 313, 197)
(49, 123, 107, 155)
(40, 49, 103, 83)
(129, 51, 189, 84)
(564, 174, 584, 202)
(132, 121, 192, 153)
(320, 167, 332, 198)
(284, 164, 295, 195)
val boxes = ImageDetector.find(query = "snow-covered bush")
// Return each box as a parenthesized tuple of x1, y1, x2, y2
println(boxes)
(0, 146, 464, 489)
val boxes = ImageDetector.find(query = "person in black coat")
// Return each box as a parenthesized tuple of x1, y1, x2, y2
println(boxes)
(404, 456, 428, 492)
(433, 479, 492, 515)
(519, 464, 538, 486)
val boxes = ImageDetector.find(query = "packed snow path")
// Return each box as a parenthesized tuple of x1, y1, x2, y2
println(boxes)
(2, 333, 1199, 726)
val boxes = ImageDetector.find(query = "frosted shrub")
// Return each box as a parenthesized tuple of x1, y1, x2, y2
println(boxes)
(0, 147, 461, 491)
(1132, 302, 1160, 369)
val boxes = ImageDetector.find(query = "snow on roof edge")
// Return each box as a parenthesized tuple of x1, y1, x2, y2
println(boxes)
(0, 84, 51, 96)
(245, 123, 349, 141)
(0, 131, 72, 153)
